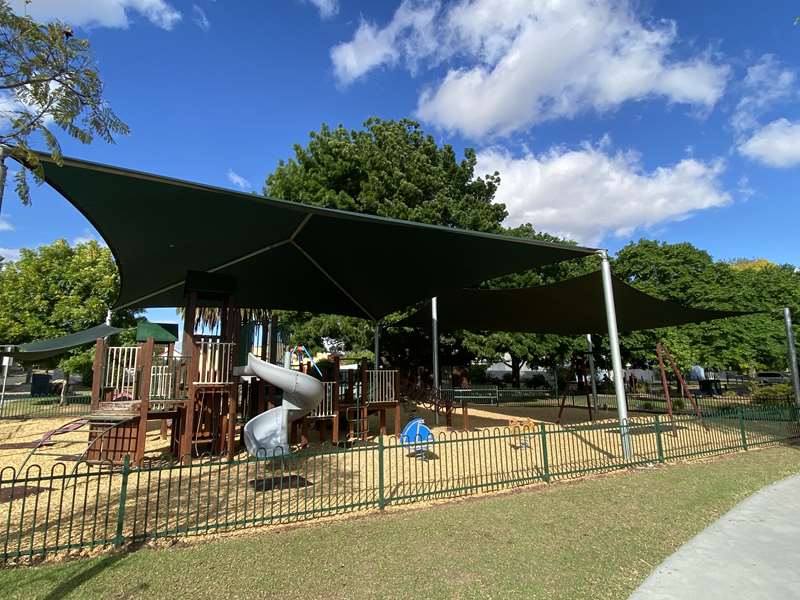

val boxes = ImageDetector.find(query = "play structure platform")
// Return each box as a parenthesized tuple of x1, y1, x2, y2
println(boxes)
(79, 273, 400, 466)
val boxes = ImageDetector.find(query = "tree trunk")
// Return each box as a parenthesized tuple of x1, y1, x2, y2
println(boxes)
(511, 355, 522, 389)
(60, 372, 69, 406)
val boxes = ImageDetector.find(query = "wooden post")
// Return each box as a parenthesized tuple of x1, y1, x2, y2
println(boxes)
(226, 304, 240, 459)
(135, 337, 155, 465)
(257, 381, 265, 415)
(269, 314, 279, 363)
(181, 345, 200, 463)
(394, 402, 401, 435)
(91, 337, 105, 411)
(180, 292, 198, 464)
(260, 314, 269, 361)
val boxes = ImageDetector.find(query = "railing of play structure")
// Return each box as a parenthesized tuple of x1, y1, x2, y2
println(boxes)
(367, 370, 397, 404)
(149, 357, 189, 401)
(1, 403, 799, 564)
(308, 382, 337, 418)
(103, 346, 140, 399)
(195, 341, 234, 385)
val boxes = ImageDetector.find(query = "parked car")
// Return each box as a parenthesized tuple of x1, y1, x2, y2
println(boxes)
(756, 371, 790, 386)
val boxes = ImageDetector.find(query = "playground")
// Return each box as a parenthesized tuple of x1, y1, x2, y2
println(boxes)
(0, 154, 798, 567)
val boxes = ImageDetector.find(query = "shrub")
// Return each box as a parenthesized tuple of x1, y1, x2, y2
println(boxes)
(672, 398, 685, 411)
(753, 383, 794, 405)
(643, 401, 654, 410)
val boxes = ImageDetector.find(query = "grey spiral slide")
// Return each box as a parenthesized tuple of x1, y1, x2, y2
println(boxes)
(237, 353, 324, 456)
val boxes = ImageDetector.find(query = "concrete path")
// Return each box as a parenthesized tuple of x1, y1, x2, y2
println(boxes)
(630, 474, 800, 600)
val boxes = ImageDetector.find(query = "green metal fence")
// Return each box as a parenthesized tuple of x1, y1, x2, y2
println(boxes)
(1, 404, 798, 563)
(0, 394, 92, 419)
(440, 386, 790, 415)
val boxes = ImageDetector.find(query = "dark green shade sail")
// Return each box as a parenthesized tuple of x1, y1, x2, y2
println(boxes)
(1, 324, 122, 362)
(33, 154, 596, 320)
(135, 321, 178, 343)
(396, 271, 753, 335)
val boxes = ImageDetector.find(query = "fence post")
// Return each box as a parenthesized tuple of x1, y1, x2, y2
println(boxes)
(378, 435, 385, 510)
(539, 423, 550, 482)
(493, 387, 498, 406)
(654, 415, 665, 463)
(114, 455, 131, 547)
(738, 407, 748, 450)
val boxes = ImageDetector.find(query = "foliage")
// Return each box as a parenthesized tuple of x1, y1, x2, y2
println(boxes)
(613, 239, 800, 373)
(0, 2, 128, 204)
(0, 239, 137, 370)
(265, 117, 511, 367)
(752, 383, 795, 405)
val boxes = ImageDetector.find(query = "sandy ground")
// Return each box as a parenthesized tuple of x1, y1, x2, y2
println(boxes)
(0, 403, 796, 562)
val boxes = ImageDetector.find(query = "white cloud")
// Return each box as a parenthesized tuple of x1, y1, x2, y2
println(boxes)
(226, 169, 252, 191)
(0, 217, 12, 232)
(738, 119, 800, 168)
(331, 0, 729, 137)
(330, 2, 438, 84)
(192, 5, 210, 31)
(307, 0, 339, 19)
(71, 229, 108, 247)
(0, 248, 21, 262)
(10, 0, 182, 30)
(477, 143, 730, 245)
(732, 55, 796, 134)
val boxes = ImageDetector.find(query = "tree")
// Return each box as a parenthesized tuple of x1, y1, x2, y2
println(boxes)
(265, 118, 508, 361)
(0, 2, 129, 205)
(612, 239, 800, 373)
(266, 118, 506, 231)
(0, 239, 137, 381)
(457, 225, 598, 387)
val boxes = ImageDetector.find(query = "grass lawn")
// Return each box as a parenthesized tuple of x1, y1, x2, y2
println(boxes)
(2, 445, 799, 600)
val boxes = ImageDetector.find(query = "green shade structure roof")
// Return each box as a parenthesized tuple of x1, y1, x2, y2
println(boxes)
(0, 324, 122, 362)
(32, 154, 596, 320)
(396, 271, 754, 335)
(135, 321, 178, 343)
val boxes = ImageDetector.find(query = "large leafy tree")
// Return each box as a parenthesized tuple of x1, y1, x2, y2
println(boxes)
(0, 239, 136, 378)
(266, 117, 506, 231)
(613, 240, 800, 372)
(0, 1, 128, 204)
(264, 118, 509, 363)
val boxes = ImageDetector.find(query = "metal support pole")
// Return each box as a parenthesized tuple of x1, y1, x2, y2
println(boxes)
(432, 297, 440, 425)
(784, 308, 800, 406)
(586, 334, 599, 408)
(374, 322, 380, 369)
(599, 250, 632, 458)
(0, 359, 9, 409)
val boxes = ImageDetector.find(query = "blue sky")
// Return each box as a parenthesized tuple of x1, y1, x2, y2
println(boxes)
(2, 0, 800, 324)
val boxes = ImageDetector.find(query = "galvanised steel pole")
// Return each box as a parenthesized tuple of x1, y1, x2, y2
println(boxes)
(432, 297, 440, 425)
(783, 308, 800, 406)
(599, 250, 632, 458)
(374, 322, 380, 369)
(586, 333, 599, 409)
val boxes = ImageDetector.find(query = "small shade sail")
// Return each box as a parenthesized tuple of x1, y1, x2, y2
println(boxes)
(135, 321, 178, 343)
(32, 154, 596, 320)
(0, 324, 122, 362)
(395, 271, 753, 335)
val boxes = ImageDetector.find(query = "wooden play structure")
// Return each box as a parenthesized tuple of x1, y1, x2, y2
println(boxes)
(82, 273, 401, 465)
